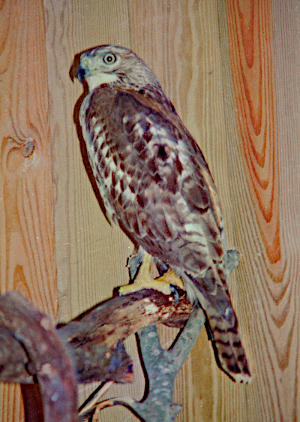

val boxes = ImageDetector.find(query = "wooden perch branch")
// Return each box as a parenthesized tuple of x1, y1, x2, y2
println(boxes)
(59, 288, 193, 349)
(0, 286, 194, 421)
(0, 292, 78, 422)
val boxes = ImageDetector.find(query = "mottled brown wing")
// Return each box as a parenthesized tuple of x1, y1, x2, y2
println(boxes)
(126, 96, 221, 268)
(120, 87, 225, 237)
(110, 88, 225, 263)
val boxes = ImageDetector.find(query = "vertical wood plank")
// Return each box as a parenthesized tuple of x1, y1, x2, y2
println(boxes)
(225, 0, 280, 264)
(0, 0, 57, 420)
(44, 1, 144, 420)
(225, 0, 300, 421)
(216, 2, 257, 420)
(43, 0, 131, 323)
(272, 1, 300, 421)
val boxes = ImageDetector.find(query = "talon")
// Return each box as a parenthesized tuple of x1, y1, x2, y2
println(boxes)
(119, 253, 185, 297)
(155, 268, 185, 290)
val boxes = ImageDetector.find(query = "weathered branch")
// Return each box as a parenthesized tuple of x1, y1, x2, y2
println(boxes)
(0, 288, 192, 385)
(0, 292, 78, 422)
(0, 286, 193, 422)
(59, 288, 193, 349)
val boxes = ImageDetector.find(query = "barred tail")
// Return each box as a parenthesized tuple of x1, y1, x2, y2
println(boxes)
(207, 306, 251, 383)
(185, 271, 251, 383)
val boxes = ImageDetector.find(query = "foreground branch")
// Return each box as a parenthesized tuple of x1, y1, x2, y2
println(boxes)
(0, 286, 193, 421)
(0, 289, 192, 384)
(59, 287, 193, 350)
(0, 292, 78, 422)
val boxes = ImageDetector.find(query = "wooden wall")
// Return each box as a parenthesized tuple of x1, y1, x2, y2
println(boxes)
(0, 0, 299, 421)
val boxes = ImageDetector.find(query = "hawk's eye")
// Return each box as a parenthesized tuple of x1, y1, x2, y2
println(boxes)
(103, 53, 117, 65)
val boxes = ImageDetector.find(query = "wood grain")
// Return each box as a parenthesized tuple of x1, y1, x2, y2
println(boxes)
(224, 0, 300, 421)
(272, 1, 300, 420)
(43, 0, 132, 321)
(43, 1, 143, 419)
(226, 0, 280, 264)
(0, 0, 57, 420)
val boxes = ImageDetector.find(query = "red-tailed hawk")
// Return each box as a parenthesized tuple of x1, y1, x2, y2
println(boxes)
(72, 45, 251, 383)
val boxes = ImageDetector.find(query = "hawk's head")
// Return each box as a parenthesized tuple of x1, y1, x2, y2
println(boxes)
(72, 45, 161, 92)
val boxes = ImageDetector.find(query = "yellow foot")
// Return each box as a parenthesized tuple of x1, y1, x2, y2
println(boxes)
(156, 268, 185, 290)
(119, 252, 185, 296)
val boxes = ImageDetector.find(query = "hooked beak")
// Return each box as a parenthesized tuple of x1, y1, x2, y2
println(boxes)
(69, 54, 87, 83)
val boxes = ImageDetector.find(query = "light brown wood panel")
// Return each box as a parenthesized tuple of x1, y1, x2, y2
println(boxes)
(224, 0, 300, 421)
(43, 1, 144, 419)
(44, 0, 132, 322)
(0, 0, 57, 420)
(272, 1, 300, 420)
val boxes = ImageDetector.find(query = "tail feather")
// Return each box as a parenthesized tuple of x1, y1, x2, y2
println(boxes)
(208, 310, 251, 383)
(184, 270, 251, 383)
